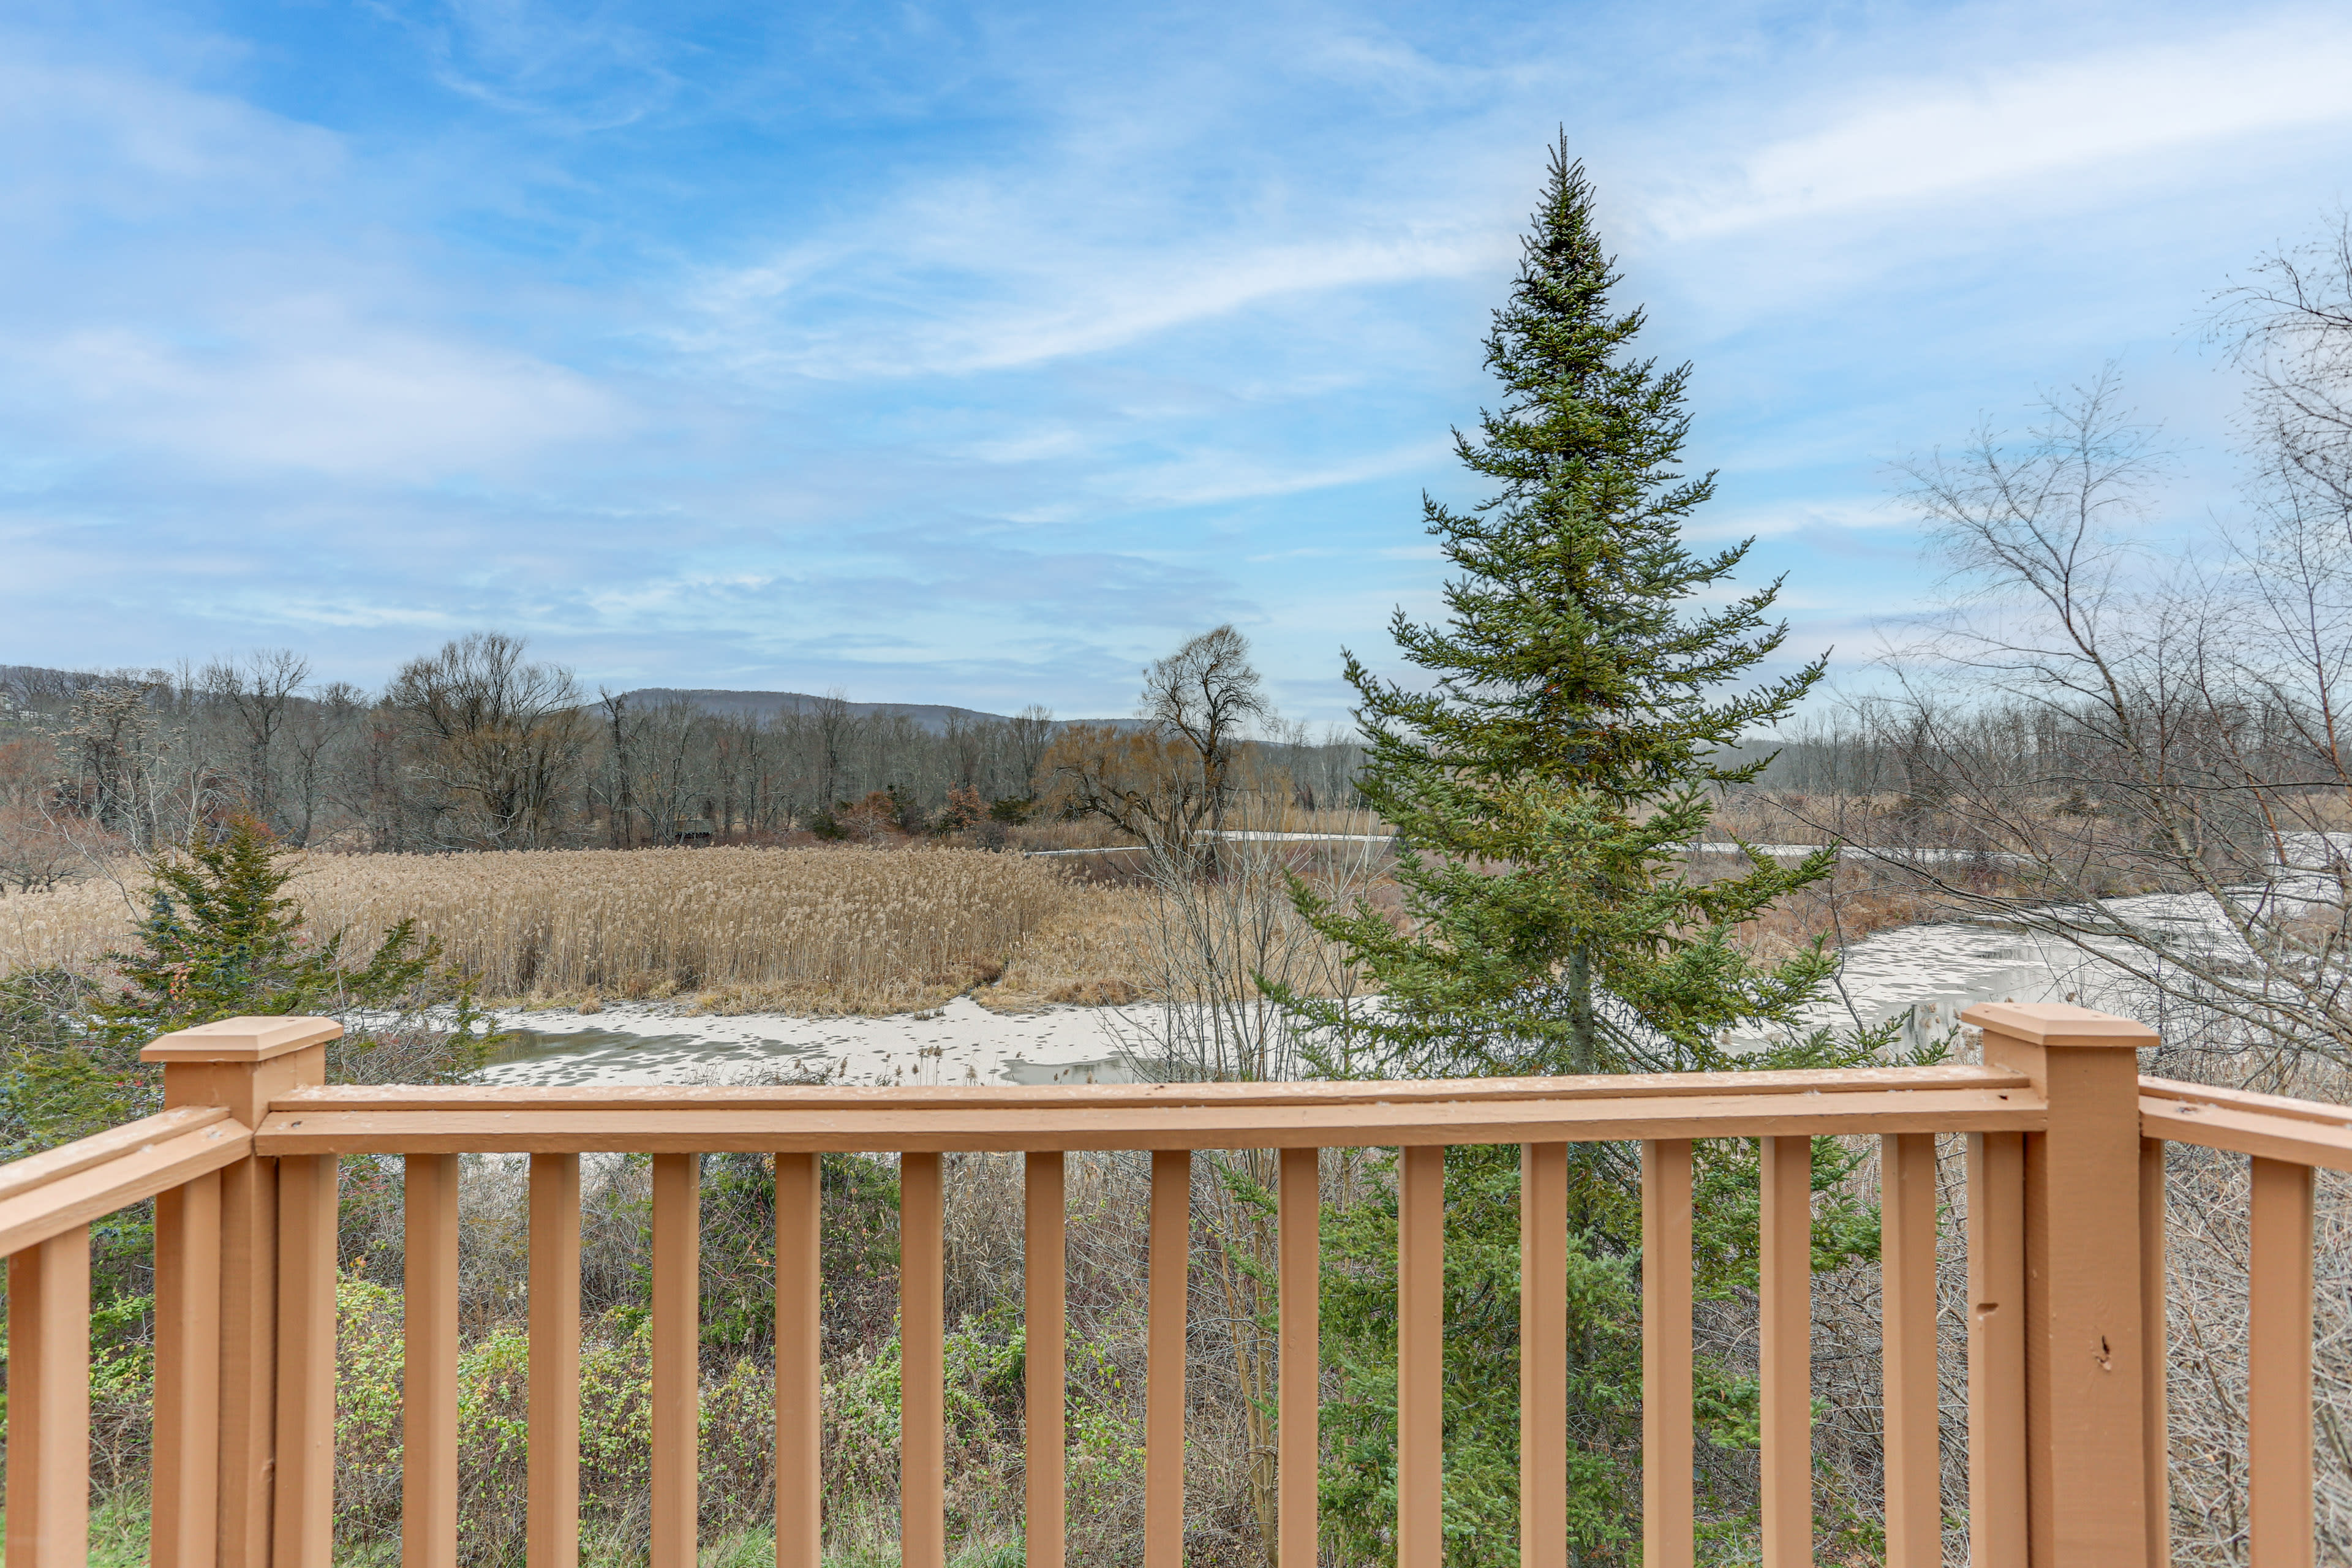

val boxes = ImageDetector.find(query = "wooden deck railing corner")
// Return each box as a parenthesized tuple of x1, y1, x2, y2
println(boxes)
(4, 1001, 2345, 1568)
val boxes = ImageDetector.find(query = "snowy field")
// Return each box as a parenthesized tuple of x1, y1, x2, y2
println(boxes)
(477, 916, 2109, 1087)
(478, 995, 1144, 1088)
(449, 837, 2348, 1085)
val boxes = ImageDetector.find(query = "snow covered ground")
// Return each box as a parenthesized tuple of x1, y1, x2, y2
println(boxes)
(475, 839, 2346, 1085)
(477, 995, 1146, 1088)
(1741, 922, 2093, 1055)
(477, 916, 2113, 1087)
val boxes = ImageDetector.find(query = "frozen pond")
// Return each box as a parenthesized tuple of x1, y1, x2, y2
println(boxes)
(478, 995, 1144, 1088)
(477, 916, 2125, 1087)
(472, 850, 2326, 1084)
(1744, 920, 2094, 1055)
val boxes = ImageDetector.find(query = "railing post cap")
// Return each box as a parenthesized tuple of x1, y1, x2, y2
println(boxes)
(141, 1015, 343, 1063)
(1961, 1001, 2158, 1048)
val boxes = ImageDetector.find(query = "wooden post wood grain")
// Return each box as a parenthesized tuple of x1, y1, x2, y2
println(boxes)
(1398, 1145, 1446, 1568)
(405, 1152, 461, 1568)
(1967, 1130, 2027, 1568)
(273, 1154, 340, 1568)
(902, 1152, 946, 1568)
(2141, 1138, 2169, 1568)
(153, 1170, 224, 1568)
(776, 1153, 821, 1568)
(6, 1224, 92, 1568)
(1278, 1145, 1320, 1568)
(1641, 1139, 1694, 1568)
(1760, 1135, 1814, 1568)
(1965, 1002, 2154, 1568)
(1147, 1150, 1191, 1568)
(1522, 1142, 1567, 1568)
(1881, 1133, 1939, 1568)
(2248, 1155, 2313, 1568)
(1025, 1151, 1066, 1568)
(530, 1154, 582, 1568)
(652, 1154, 702, 1568)
(147, 1015, 339, 1568)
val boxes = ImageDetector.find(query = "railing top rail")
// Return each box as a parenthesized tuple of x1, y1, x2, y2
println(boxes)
(273, 1062, 2027, 1114)
(0, 1106, 252, 1259)
(0, 1104, 227, 1204)
(2140, 1074, 2352, 1170)
(255, 1074, 2043, 1155)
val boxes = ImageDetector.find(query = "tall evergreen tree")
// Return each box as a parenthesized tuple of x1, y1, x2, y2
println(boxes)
(1292, 139, 1837, 1077)
(1280, 142, 1885, 1566)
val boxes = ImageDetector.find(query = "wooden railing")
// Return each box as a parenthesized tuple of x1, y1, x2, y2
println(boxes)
(0, 1001, 2338, 1568)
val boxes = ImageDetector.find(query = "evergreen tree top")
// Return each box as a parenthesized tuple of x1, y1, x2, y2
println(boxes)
(1352, 136, 1822, 802)
(1281, 138, 1841, 1080)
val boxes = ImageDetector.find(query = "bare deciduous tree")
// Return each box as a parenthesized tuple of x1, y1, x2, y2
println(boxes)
(1844, 354, 2352, 1071)
(2215, 211, 2352, 516)
(1053, 626, 1274, 870)
(202, 649, 310, 835)
(1007, 703, 1056, 795)
(388, 633, 589, 850)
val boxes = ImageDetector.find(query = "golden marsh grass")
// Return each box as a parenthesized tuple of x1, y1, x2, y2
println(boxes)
(1, 846, 1157, 1016)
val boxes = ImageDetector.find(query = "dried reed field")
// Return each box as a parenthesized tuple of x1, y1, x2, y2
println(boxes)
(1, 846, 1158, 1015)
(0, 872, 127, 974)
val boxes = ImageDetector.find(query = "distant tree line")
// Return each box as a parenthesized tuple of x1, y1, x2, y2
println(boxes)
(0, 632, 1364, 876)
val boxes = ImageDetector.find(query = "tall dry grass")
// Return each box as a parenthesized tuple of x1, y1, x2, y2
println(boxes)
(0, 846, 1136, 1016)
(0, 872, 133, 974)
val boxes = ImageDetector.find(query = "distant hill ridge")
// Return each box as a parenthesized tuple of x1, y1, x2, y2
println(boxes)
(618, 687, 1041, 735)
(1, 665, 1134, 736)
(623, 690, 1150, 735)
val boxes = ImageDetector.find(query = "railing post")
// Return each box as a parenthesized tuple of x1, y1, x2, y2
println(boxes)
(1962, 1003, 2156, 1568)
(143, 1015, 340, 1568)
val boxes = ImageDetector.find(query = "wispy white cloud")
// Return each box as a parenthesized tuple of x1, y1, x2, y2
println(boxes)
(358, 0, 683, 129)
(0, 52, 345, 213)
(1686, 497, 1894, 541)
(27, 307, 625, 480)
(3, 0, 2347, 718)
(687, 230, 1506, 379)
(1650, 17, 2352, 239)
(1107, 440, 1454, 509)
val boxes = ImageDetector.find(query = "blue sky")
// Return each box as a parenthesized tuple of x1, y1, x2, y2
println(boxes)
(4, 0, 2349, 720)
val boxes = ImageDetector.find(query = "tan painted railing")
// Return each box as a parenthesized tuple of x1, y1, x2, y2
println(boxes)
(0, 1001, 2335, 1568)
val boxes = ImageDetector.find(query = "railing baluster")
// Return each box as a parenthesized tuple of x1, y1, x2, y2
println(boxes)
(530, 1153, 582, 1568)
(1026, 1152, 1067, 1568)
(1966, 1131, 2026, 1568)
(652, 1153, 703, 1568)
(6, 1224, 92, 1568)
(404, 1152, 461, 1568)
(1641, 1139, 1694, 1568)
(1522, 1142, 1567, 1568)
(1760, 1135, 1812, 1568)
(2248, 1155, 2314, 1568)
(153, 1172, 222, 1568)
(1279, 1145, 1321, 1568)
(902, 1151, 946, 1568)
(1147, 1150, 1191, 1568)
(2141, 1136, 2170, 1568)
(1398, 1144, 1445, 1568)
(1880, 1134, 1937, 1568)
(776, 1153, 822, 1568)
(275, 1154, 341, 1568)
